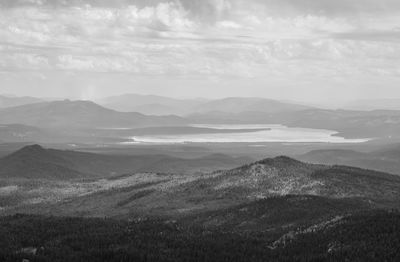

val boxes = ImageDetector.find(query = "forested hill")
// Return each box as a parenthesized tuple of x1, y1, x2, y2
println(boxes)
(0, 209, 399, 262)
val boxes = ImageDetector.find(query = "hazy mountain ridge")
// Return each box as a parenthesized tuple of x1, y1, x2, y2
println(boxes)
(0, 95, 43, 109)
(99, 95, 314, 116)
(98, 94, 206, 116)
(0, 100, 187, 129)
(3, 96, 400, 142)
(102, 95, 400, 140)
(191, 97, 313, 114)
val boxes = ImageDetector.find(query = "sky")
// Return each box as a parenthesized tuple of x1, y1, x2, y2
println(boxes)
(1, 0, 400, 105)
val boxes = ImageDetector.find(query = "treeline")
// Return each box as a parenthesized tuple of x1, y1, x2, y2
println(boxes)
(0, 210, 399, 262)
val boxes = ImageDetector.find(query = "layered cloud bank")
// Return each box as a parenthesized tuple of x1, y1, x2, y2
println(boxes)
(1, 0, 400, 101)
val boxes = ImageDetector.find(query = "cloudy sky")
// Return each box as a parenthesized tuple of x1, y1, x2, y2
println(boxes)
(1, 0, 400, 104)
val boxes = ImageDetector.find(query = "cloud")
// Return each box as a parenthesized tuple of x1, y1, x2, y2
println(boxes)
(333, 29, 400, 43)
(0, 0, 399, 101)
(4, 0, 400, 14)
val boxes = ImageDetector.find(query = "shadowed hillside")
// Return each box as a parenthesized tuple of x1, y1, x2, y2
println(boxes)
(0, 145, 252, 179)
(181, 195, 371, 232)
(0, 145, 86, 180)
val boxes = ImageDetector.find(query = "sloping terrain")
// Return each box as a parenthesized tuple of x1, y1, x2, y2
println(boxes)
(0, 209, 398, 262)
(299, 146, 400, 175)
(98, 94, 204, 115)
(0, 145, 251, 180)
(0, 145, 86, 180)
(191, 97, 313, 114)
(0, 100, 186, 129)
(180, 195, 371, 232)
(269, 209, 400, 261)
(7, 156, 400, 218)
(1, 155, 400, 261)
(171, 156, 400, 210)
(0, 95, 43, 109)
(99, 95, 312, 116)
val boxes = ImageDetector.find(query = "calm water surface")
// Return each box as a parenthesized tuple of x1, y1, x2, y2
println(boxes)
(123, 124, 370, 144)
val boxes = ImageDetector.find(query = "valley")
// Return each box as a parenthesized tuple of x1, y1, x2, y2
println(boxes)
(0, 95, 399, 261)
(3, 0, 400, 259)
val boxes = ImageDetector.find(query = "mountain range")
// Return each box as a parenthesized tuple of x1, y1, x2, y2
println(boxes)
(97, 94, 206, 116)
(191, 97, 313, 114)
(1, 146, 400, 261)
(3, 95, 400, 141)
(0, 100, 187, 129)
(165, 156, 400, 214)
(98, 94, 314, 116)
(10, 154, 399, 218)
(98, 94, 400, 139)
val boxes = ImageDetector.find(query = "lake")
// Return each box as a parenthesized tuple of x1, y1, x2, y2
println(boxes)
(122, 124, 370, 144)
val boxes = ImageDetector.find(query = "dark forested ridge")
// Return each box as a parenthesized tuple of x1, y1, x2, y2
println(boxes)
(0, 209, 399, 262)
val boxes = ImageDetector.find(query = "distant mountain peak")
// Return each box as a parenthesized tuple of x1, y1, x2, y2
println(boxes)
(5, 144, 59, 163)
(0, 144, 85, 180)
(14, 144, 46, 154)
(50, 99, 109, 109)
(257, 156, 303, 167)
(22, 144, 44, 150)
